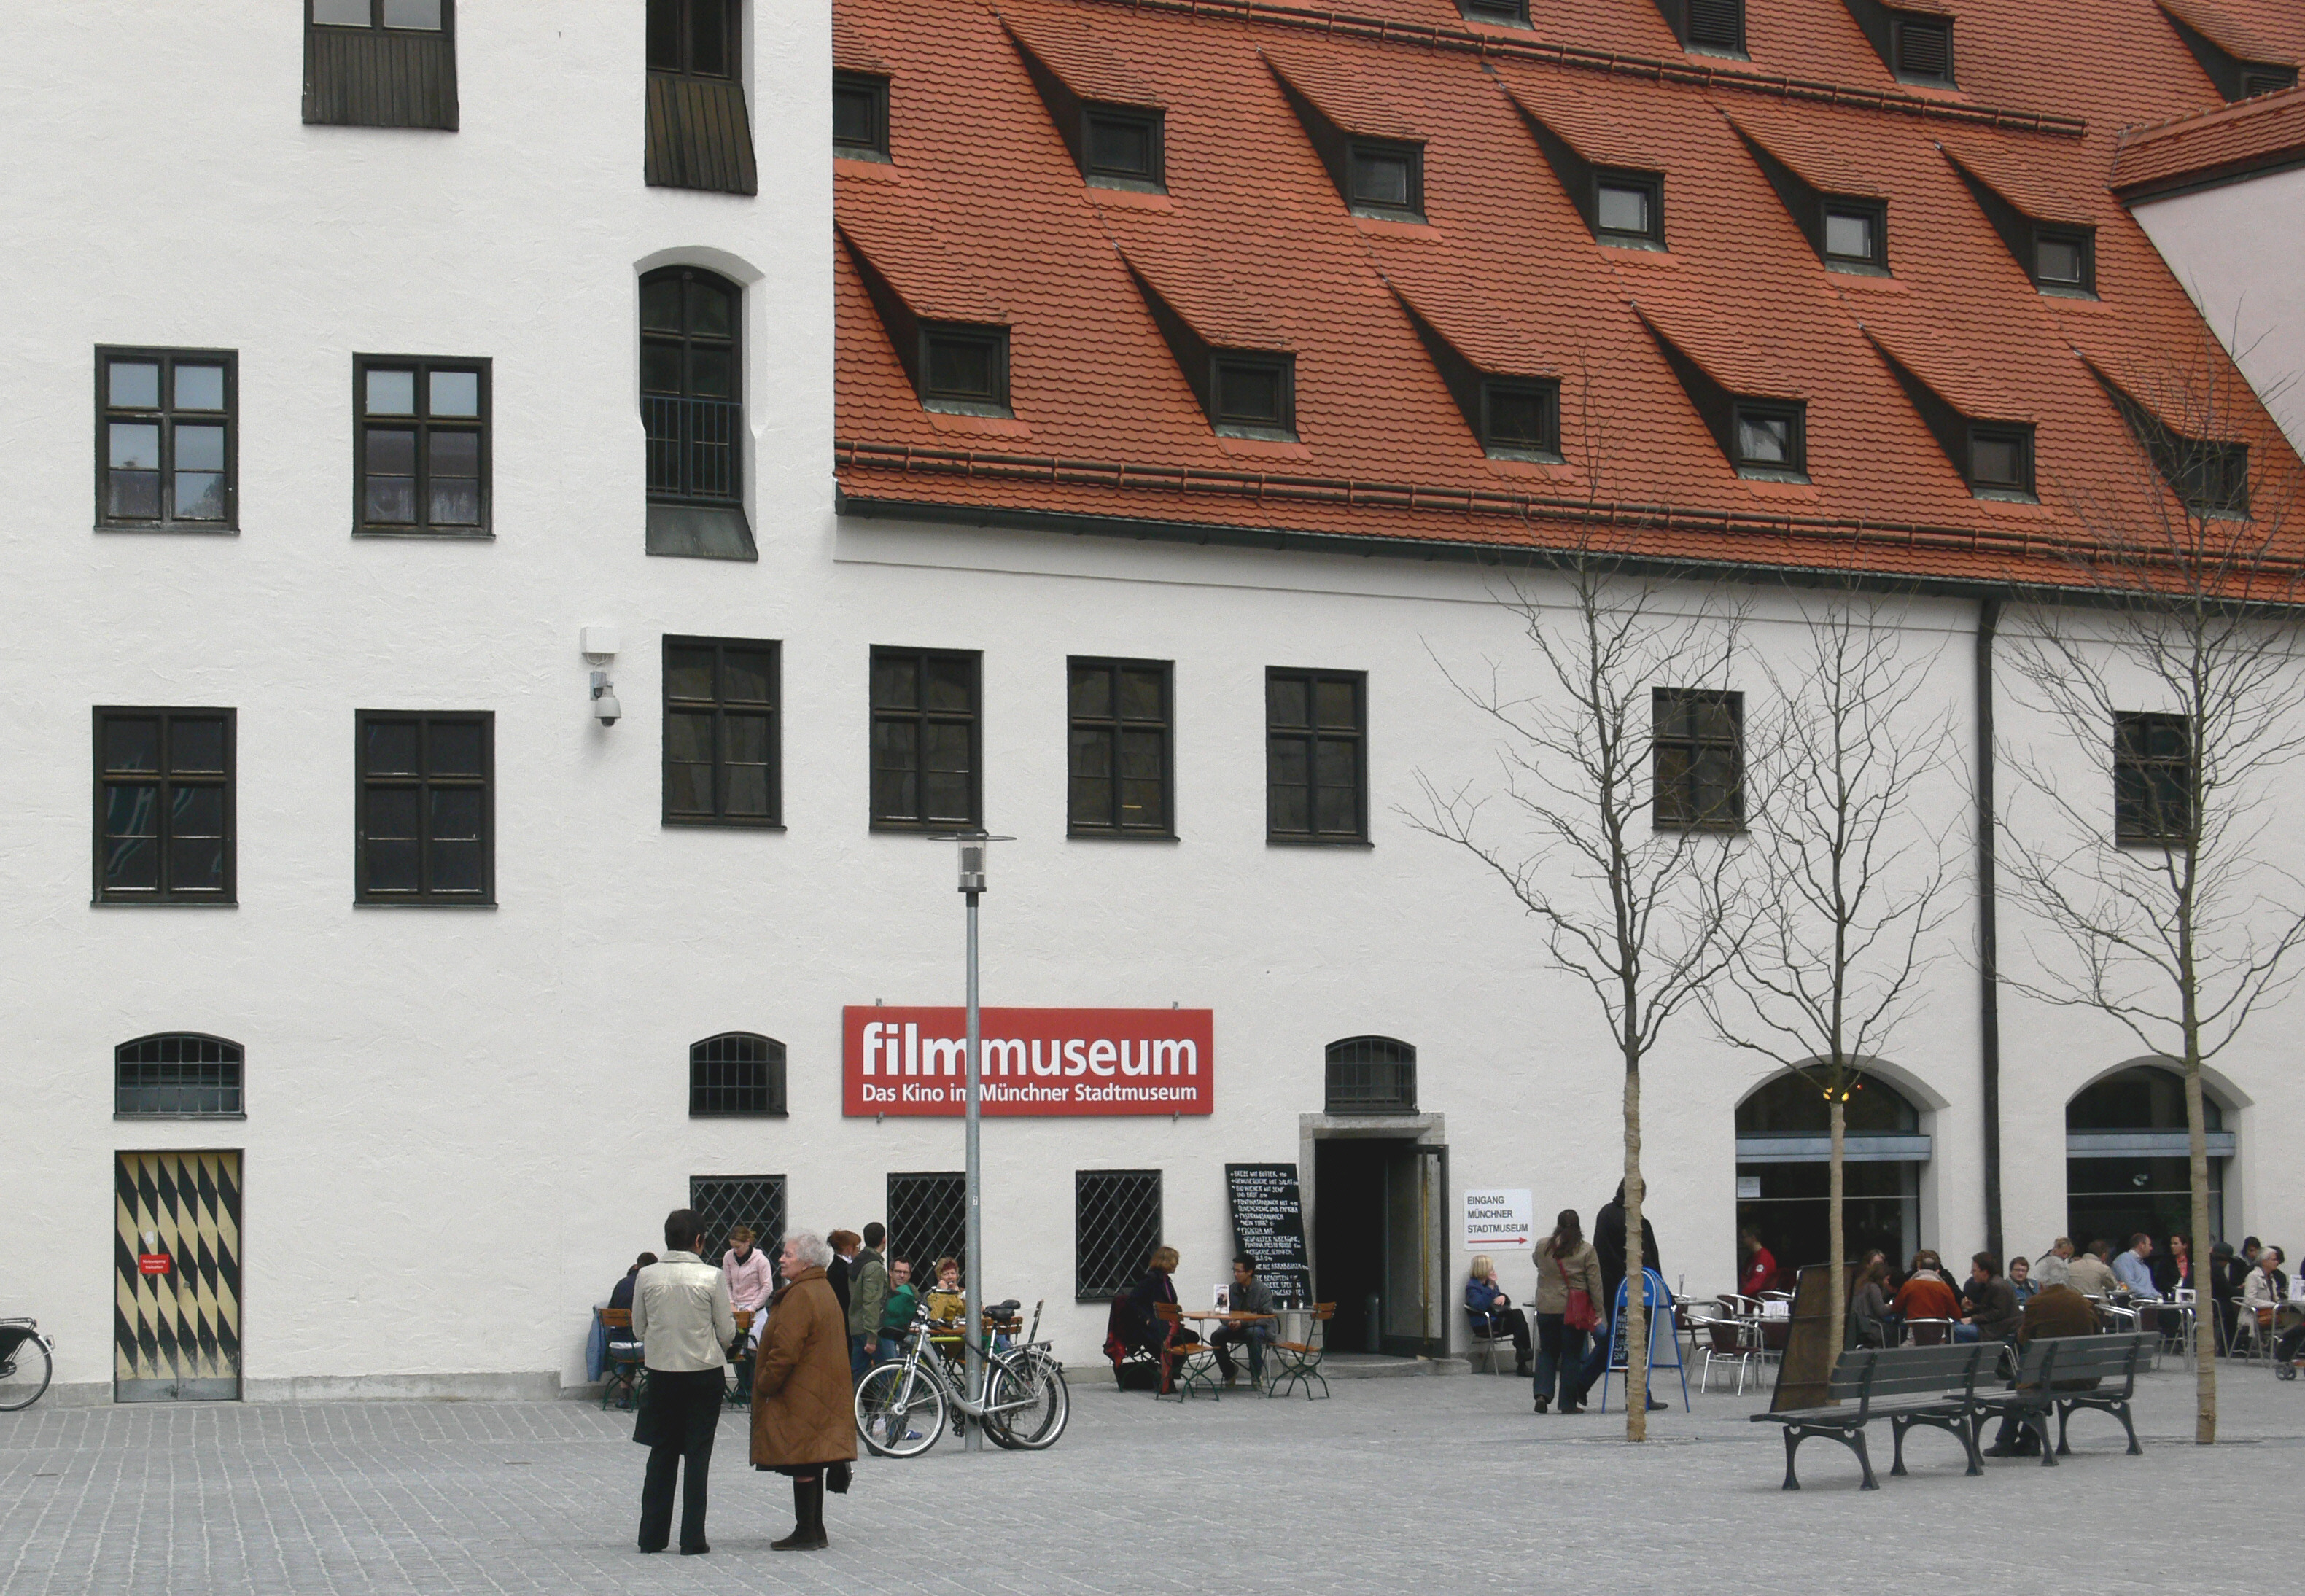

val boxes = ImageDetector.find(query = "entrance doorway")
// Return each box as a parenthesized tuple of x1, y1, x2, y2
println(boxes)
(1312, 1137, 1446, 1357)
(1733, 1070, 1929, 1285)
(114, 1151, 243, 1402)
(2066, 1064, 2230, 1255)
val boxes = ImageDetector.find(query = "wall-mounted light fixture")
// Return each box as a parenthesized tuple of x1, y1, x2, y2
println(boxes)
(581, 626, 621, 727)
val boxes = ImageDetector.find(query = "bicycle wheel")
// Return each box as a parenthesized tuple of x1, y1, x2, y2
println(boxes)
(0, 1333, 53, 1412)
(982, 1353, 1068, 1450)
(855, 1361, 946, 1458)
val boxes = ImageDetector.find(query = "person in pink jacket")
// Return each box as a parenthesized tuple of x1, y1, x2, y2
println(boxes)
(723, 1226, 774, 1347)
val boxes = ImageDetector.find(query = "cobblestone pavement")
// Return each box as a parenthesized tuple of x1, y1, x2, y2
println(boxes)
(1, 1363, 2293, 1595)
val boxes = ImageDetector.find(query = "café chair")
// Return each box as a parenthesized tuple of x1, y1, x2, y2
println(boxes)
(1264, 1302, 1334, 1401)
(1464, 1307, 1515, 1374)
(1152, 1301, 1224, 1401)
(597, 1308, 646, 1411)
(1903, 1317, 1956, 1347)
(1693, 1314, 1762, 1396)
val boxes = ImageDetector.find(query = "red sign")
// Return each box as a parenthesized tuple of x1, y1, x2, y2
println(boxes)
(136, 1253, 171, 1276)
(844, 1007, 1213, 1116)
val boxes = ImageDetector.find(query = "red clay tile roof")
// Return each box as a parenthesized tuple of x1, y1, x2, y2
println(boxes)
(833, 0, 2305, 591)
(2112, 82, 2305, 197)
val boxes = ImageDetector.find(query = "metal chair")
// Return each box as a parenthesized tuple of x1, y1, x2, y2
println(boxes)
(598, 1308, 646, 1411)
(1152, 1302, 1224, 1401)
(1694, 1314, 1762, 1395)
(1266, 1303, 1334, 1400)
(1904, 1317, 1956, 1347)
(1464, 1308, 1514, 1374)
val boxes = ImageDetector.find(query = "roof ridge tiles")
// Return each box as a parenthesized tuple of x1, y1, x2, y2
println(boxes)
(2111, 83, 2305, 194)
(1064, 0, 2088, 138)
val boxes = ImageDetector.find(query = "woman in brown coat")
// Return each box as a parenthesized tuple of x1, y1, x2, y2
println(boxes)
(1531, 1209, 1605, 1415)
(750, 1229, 858, 1552)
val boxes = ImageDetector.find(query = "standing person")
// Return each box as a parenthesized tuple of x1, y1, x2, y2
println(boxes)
(847, 1224, 889, 1379)
(825, 1231, 858, 1321)
(2035, 1237, 2075, 1290)
(878, 1259, 919, 1363)
(1531, 1210, 1604, 1414)
(1738, 1229, 1778, 1297)
(1210, 1254, 1276, 1390)
(1571, 1182, 1663, 1412)
(722, 1227, 773, 1348)
(1464, 1254, 1532, 1377)
(632, 1208, 736, 1557)
(750, 1230, 857, 1553)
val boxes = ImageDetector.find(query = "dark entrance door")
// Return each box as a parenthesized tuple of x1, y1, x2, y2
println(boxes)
(1313, 1138, 1445, 1357)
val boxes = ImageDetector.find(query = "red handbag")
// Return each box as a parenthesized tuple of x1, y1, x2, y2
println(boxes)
(1558, 1252, 1601, 1332)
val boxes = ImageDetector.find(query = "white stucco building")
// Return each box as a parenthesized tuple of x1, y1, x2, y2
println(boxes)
(4, 0, 2302, 1406)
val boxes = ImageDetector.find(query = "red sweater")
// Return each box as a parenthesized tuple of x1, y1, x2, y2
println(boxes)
(1739, 1247, 1777, 1296)
(1893, 1275, 1961, 1323)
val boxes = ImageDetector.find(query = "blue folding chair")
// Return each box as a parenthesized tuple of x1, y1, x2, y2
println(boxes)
(1599, 1269, 1691, 1413)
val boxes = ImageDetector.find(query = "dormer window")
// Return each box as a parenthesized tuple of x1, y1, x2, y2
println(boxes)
(1595, 172, 1664, 246)
(1461, 0, 1530, 24)
(648, 0, 734, 77)
(1733, 400, 1805, 478)
(1084, 104, 1162, 187)
(2241, 66, 2298, 96)
(919, 324, 1010, 416)
(1210, 353, 1295, 440)
(1822, 201, 1886, 269)
(834, 71, 890, 160)
(2033, 226, 2094, 294)
(2157, 2, 2298, 102)
(1348, 140, 1423, 217)
(1967, 424, 2035, 497)
(1890, 15, 1954, 83)
(1482, 379, 1560, 460)
(1656, 0, 1745, 54)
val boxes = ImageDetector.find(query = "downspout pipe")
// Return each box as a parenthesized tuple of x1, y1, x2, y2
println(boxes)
(1976, 597, 2005, 1259)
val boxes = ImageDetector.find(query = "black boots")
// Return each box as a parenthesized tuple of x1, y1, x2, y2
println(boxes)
(771, 1476, 828, 1552)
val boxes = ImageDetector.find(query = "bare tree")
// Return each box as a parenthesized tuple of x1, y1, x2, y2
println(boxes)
(1701, 588, 1960, 1322)
(1412, 547, 1747, 1441)
(1997, 350, 2305, 1444)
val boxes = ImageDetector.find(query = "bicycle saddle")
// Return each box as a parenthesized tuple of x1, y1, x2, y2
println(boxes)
(987, 1299, 1022, 1316)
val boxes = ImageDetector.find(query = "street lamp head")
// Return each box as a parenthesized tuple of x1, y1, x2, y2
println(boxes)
(928, 832, 1015, 895)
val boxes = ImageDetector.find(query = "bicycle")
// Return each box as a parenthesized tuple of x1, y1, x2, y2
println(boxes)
(855, 1298, 1068, 1456)
(0, 1319, 55, 1412)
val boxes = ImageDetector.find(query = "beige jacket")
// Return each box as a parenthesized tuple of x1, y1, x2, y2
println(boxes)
(632, 1250, 736, 1372)
(1533, 1239, 1605, 1316)
(2066, 1253, 2121, 1296)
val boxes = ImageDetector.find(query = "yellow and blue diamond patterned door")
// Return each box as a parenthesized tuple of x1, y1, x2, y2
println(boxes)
(114, 1151, 242, 1401)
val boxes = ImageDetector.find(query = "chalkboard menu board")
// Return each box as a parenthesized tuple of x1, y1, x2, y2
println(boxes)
(1226, 1163, 1310, 1302)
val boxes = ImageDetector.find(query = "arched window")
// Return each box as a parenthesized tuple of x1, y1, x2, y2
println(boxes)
(2066, 1062, 2231, 1252)
(2066, 1064, 2222, 1132)
(1734, 1067, 1927, 1277)
(689, 1032, 785, 1116)
(1735, 1069, 1920, 1137)
(1324, 1036, 1415, 1113)
(116, 1033, 243, 1117)
(642, 265, 754, 558)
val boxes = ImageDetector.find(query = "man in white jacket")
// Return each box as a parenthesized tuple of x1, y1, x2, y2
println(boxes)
(632, 1208, 736, 1557)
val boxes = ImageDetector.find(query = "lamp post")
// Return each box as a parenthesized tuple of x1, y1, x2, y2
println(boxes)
(930, 831, 1010, 1452)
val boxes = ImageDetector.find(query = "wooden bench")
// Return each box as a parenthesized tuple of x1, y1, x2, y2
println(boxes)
(1750, 1342, 1997, 1490)
(1972, 1332, 2152, 1464)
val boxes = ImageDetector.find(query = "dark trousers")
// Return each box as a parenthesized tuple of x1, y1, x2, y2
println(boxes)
(1534, 1314, 1586, 1406)
(1480, 1308, 1532, 1361)
(1210, 1326, 1266, 1383)
(1572, 1317, 1611, 1401)
(850, 1333, 869, 1381)
(636, 1368, 723, 1553)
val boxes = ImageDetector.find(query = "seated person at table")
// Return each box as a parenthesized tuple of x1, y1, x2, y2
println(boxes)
(2242, 1247, 2290, 1344)
(2066, 1241, 2121, 1297)
(1465, 1254, 1532, 1377)
(1126, 1247, 1195, 1389)
(610, 1253, 658, 1316)
(1956, 1253, 2020, 1344)
(1738, 1229, 1778, 1298)
(723, 1226, 774, 1348)
(1211, 1254, 1277, 1388)
(1983, 1282, 2101, 1457)
(1848, 1257, 1894, 1347)
(1892, 1260, 1962, 1334)
(2007, 1253, 2038, 1304)
(2112, 1234, 2163, 1300)
(922, 1257, 965, 1324)
(877, 1259, 918, 1363)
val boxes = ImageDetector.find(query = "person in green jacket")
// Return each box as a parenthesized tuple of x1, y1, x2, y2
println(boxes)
(877, 1258, 920, 1364)
(847, 1223, 890, 1379)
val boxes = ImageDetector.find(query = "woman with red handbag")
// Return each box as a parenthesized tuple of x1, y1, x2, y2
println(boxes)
(1531, 1210, 1605, 1414)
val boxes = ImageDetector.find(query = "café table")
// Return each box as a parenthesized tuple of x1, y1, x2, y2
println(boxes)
(1176, 1309, 1279, 1395)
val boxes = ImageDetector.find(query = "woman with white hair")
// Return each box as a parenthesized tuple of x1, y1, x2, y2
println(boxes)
(750, 1229, 857, 1551)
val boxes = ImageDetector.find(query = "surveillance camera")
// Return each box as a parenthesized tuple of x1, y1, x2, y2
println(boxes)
(591, 670, 621, 726)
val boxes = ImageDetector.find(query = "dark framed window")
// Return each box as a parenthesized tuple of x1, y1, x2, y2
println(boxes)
(354, 710, 493, 904)
(1459, 0, 1529, 24)
(1890, 15, 1954, 84)
(1211, 352, 1295, 440)
(1068, 658, 1173, 837)
(690, 1175, 786, 1267)
(96, 349, 236, 532)
(116, 1033, 244, 1118)
(871, 648, 981, 830)
(833, 71, 890, 160)
(887, 1172, 965, 1277)
(664, 637, 781, 828)
(1967, 423, 2034, 497)
(1822, 201, 1887, 270)
(304, 0, 457, 130)
(689, 1032, 787, 1116)
(1347, 139, 1423, 219)
(1595, 171, 1664, 247)
(2240, 66, 2298, 98)
(642, 268, 743, 506)
(1075, 1169, 1163, 1299)
(2032, 227, 2095, 295)
(2114, 712, 2192, 845)
(1325, 1036, 1416, 1113)
(352, 356, 488, 536)
(1732, 399, 1806, 478)
(1084, 104, 1162, 187)
(1481, 378, 1560, 460)
(1267, 669, 1367, 844)
(1684, 0, 1746, 52)
(1653, 688, 1744, 830)
(2174, 441, 2250, 516)
(647, 0, 734, 77)
(919, 324, 1011, 416)
(93, 709, 234, 905)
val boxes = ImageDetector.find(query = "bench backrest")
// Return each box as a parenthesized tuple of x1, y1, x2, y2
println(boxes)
(2011, 1331, 2150, 1395)
(1824, 1342, 1989, 1412)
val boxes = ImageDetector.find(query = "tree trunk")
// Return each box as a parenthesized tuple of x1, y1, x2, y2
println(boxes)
(2185, 1057, 2217, 1444)
(1623, 1061, 1648, 1441)
(1829, 1094, 1846, 1343)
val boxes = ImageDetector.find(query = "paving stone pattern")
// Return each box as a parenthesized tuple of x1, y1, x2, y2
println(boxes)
(0, 1366, 2292, 1594)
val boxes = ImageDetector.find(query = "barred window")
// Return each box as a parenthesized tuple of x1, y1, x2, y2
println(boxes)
(1325, 1035, 1415, 1113)
(689, 1175, 785, 1266)
(689, 1032, 786, 1116)
(117, 1033, 244, 1118)
(1652, 688, 1744, 830)
(2114, 712, 2192, 845)
(1075, 1169, 1162, 1299)
(886, 1171, 965, 1278)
